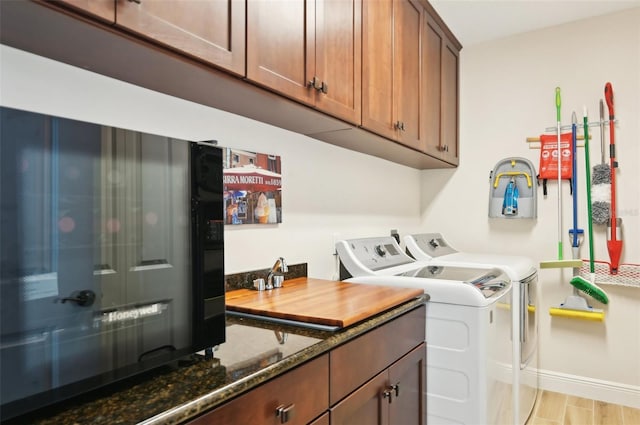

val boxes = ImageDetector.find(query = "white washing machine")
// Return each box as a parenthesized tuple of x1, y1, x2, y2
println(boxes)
(336, 237, 514, 425)
(405, 232, 539, 425)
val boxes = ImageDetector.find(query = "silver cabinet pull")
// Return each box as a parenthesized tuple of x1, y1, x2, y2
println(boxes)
(383, 384, 399, 403)
(275, 404, 295, 423)
(308, 77, 328, 94)
(394, 121, 405, 131)
(128, 0, 141, 4)
(308, 76, 324, 91)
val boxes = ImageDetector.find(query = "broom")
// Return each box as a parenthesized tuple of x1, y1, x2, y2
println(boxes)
(568, 107, 609, 305)
(591, 99, 611, 225)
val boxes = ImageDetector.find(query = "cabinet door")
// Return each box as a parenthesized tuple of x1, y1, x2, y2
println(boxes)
(394, 0, 423, 150)
(54, 0, 115, 22)
(388, 344, 427, 425)
(115, 0, 245, 76)
(441, 39, 460, 165)
(422, 14, 460, 165)
(423, 15, 443, 159)
(361, 0, 394, 139)
(331, 371, 388, 425)
(247, 0, 316, 105)
(362, 0, 423, 146)
(314, 0, 362, 125)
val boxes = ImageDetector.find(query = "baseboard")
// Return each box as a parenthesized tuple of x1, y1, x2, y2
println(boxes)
(537, 368, 640, 409)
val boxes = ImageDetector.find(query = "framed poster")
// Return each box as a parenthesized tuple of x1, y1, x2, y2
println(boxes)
(223, 148, 282, 225)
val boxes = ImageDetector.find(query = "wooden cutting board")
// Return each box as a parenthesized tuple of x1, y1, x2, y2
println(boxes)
(226, 277, 423, 328)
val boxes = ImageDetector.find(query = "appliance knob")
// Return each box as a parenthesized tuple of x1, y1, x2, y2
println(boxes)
(374, 244, 386, 257)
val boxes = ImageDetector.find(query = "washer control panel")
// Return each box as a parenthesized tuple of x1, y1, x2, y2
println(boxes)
(407, 233, 458, 258)
(338, 237, 414, 272)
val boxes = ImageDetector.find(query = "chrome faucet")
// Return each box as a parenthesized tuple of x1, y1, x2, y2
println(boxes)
(266, 257, 288, 289)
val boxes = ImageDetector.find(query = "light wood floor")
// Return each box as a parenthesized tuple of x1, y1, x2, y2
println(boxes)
(526, 390, 640, 425)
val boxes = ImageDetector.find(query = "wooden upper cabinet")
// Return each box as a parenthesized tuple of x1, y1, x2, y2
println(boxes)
(394, 0, 423, 151)
(246, 1, 315, 105)
(362, 0, 424, 151)
(441, 40, 460, 164)
(53, 0, 115, 22)
(115, 0, 246, 76)
(247, 0, 361, 125)
(362, 0, 394, 139)
(314, 0, 362, 124)
(423, 13, 460, 165)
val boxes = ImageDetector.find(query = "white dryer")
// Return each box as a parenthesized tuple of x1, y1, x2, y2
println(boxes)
(336, 237, 514, 425)
(405, 232, 539, 425)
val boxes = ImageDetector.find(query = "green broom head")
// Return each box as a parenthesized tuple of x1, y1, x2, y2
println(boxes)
(570, 276, 609, 304)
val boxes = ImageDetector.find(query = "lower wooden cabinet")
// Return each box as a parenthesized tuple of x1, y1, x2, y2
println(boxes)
(187, 354, 329, 425)
(331, 344, 426, 425)
(187, 305, 426, 425)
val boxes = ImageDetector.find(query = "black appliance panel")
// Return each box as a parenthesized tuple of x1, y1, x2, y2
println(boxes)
(0, 107, 225, 421)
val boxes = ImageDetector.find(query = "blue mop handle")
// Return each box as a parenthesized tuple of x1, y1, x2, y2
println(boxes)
(570, 113, 582, 248)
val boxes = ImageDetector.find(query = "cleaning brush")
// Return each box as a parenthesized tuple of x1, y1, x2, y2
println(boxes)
(570, 276, 609, 304)
(591, 99, 611, 225)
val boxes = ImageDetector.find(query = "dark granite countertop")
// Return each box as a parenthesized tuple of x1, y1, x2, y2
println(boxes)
(7, 295, 427, 425)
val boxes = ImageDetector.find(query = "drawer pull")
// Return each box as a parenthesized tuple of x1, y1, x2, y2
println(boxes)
(308, 76, 322, 91)
(382, 387, 394, 404)
(275, 403, 295, 423)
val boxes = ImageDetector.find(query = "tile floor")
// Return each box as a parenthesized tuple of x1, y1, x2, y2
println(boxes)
(526, 390, 640, 425)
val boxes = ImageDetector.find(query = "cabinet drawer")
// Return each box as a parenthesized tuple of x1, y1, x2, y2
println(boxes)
(330, 305, 425, 404)
(188, 354, 329, 425)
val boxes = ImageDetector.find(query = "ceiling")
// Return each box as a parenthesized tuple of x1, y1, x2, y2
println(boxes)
(429, 0, 640, 47)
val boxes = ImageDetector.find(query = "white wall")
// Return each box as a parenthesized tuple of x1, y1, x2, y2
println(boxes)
(0, 44, 422, 280)
(421, 9, 640, 402)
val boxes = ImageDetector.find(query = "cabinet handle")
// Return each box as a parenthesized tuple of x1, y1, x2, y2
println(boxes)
(308, 77, 328, 94)
(383, 384, 398, 404)
(128, 0, 141, 4)
(438, 144, 449, 152)
(308, 76, 322, 91)
(394, 121, 405, 131)
(275, 403, 295, 423)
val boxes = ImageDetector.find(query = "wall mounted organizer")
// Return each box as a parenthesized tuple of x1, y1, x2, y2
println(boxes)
(489, 157, 538, 219)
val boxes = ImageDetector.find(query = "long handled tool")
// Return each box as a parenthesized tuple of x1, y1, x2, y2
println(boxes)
(568, 112, 584, 259)
(566, 108, 608, 306)
(550, 111, 606, 320)
(591, 99, 611, 224)
(541, 87, 581, 268)
(605, 82, 623, 274)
